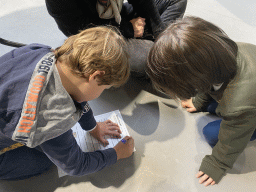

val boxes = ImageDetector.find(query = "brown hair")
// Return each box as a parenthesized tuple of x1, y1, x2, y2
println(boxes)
(55, 26, 129, 87)
(147, 16, 238, 99)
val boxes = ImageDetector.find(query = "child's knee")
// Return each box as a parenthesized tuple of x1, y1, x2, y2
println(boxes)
(202, 120, 221, 147)
(203, 120, 221, 136)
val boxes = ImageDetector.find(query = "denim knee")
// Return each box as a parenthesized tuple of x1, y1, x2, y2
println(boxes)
(202, 120, 221, 148)
(206, 100, 218, 114)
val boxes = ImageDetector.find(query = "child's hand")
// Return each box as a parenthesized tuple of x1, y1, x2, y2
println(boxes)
(196, 171, 216, 187)
(181, 98, 197, 113)
(113, 136, 134, 160)
(130, 17, 146, 38)
(89, 120, 121, 146)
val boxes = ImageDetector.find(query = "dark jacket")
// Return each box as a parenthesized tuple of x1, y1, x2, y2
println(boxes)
(193, 42, 256, 183)
(45, 0, 166, 39)
(0, 44, 116, 176)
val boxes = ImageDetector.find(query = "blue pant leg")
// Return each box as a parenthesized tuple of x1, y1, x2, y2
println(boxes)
(203, 120, 221, 148)
(203, 119, 256, 147)
(0, 146, 53, 180)
(250, 130, 256, 141)
(206, 100, 218, 114)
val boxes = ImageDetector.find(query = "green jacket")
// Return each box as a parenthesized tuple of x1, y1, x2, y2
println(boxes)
(193, 42, 256, 183)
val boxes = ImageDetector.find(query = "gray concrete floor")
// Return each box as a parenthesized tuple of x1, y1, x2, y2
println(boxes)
(0, 0, 256, 191)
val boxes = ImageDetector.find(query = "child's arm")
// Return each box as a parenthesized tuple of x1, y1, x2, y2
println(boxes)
(197, 109, 256, 185)
(192, 93, 213, 112)
(40, 129, 134, 176)
(40, 129, 117, 176)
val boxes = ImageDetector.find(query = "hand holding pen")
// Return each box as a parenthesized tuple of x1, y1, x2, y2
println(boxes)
(114, 136, 134, 160)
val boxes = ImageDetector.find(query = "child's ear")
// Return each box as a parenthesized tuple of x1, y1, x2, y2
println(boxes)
(89, 70, 105, 81)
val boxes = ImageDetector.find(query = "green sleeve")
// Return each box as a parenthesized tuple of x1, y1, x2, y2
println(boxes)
(199, 109, 256, 183)
(192, 93, 212, 112)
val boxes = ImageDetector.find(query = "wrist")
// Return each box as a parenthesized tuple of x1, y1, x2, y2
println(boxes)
(89, 124, 98, 133)
(113, 146, 120, 161)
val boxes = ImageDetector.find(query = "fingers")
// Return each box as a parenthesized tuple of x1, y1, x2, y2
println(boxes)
(100, 137, 109, 146)
(104, 120, 122, 134)
(108, 127, 122, 134)
(186, 107, 197, 113)
(136, 17, 146, 25)
(105, 120, 119, 128)
(134, 26, 144, 37)
(201, 176, 215, 186)
(128, 137, 134, 145)
(106, 124, 122, 135)
(199, 174, 210, 184)
(196, 171, 216, 187)
(105, 119, 114, 124)
(137, 20, 145, 26)
(134, 31, 144, 37)
(196, 171, 204, 178)
(133, 17, 145, 37)
(204, 178, 215, 186)
(107, 130, 121, 138)
(181, 100, 190, 108)
(123, 136, 132, 141)
(120, 136, 134, 148)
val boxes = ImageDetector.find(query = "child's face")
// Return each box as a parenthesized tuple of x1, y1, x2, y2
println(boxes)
(74, 71, 112, 103)
(78, 83, 112, 102)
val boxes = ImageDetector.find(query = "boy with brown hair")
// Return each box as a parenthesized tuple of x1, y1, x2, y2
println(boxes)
(0, 26, 134, 180)
(147, 16, 256, 186)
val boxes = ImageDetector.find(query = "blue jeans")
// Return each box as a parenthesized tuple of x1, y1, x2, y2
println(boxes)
(203, 101, 256, 147)
(0, 146, 53, 180)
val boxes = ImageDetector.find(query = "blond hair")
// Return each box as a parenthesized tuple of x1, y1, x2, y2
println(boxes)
(55, 26, 130, 87)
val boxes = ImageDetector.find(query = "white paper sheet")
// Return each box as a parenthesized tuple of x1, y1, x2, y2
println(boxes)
(57, 110, 130, 177)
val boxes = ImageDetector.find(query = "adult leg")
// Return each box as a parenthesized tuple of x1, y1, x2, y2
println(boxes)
(0, 146, 53, 180)
(155, 0, 187, 25)
(203, 120, 256, 148)
(126, 39, 154, 78)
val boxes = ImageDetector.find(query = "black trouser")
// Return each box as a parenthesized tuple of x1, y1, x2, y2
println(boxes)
(46, 0, 187, 77)
(0, 146, 53, 180)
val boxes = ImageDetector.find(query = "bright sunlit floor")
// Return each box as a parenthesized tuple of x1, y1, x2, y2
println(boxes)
(0, 0, 256, 191)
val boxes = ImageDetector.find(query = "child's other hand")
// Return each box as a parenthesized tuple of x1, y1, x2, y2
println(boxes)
(89, 120, 121, 146)
(130, 17, 146, 38)
(114, 136, 134, 160)
(196, 171, 216, 187)
(181, 98, 197, 113)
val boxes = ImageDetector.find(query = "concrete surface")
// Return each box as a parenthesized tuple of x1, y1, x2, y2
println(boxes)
(0, 0, 256, 191)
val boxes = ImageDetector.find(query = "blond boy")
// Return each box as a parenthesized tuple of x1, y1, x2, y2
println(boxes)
(0, 26, 134, 180)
